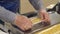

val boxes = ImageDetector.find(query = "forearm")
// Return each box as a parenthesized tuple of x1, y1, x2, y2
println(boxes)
(29, 0, 45, 11)
(0, 6, 16, 23)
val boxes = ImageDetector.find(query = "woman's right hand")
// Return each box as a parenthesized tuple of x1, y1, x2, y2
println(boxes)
(14, 14, 32, 31)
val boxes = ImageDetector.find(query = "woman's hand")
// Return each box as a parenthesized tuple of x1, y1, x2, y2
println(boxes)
(14, 14, 32, 31)
(38, 9, 50, 24)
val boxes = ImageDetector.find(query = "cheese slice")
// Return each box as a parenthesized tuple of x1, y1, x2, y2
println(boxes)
(30, 17, 41, 25)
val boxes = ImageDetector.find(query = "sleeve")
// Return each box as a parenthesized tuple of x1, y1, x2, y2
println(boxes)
(0, 6, 16, 23)
(2, 0, 20, 13)
(29, 0, 44, 10)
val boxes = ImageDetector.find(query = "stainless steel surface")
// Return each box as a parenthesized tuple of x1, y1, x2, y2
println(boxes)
(49, 12, 60, 25)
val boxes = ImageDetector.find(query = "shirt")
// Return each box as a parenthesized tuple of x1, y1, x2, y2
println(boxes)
(0, 0, 20, 13)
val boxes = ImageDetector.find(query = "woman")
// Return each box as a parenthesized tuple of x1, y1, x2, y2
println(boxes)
(0, 0, 50, 31)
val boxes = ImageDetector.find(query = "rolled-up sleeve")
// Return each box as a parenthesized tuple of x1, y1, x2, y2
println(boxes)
(0, 6, 16, 23)
(29, 0, 44, 10)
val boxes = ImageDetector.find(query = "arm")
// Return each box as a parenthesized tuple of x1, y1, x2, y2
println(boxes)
(29, 0, 50, 24)
(0, 6, 16, 23)
(0, 6, 32, 31)
(29, 0, 44, 11)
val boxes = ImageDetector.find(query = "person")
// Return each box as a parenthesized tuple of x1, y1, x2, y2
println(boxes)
(0, 0, 19, 25)
(0, 0, 50, 31)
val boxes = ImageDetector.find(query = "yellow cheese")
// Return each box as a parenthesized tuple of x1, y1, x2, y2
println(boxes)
(34, 24, 60, 34)
(30, 17, 41, 24)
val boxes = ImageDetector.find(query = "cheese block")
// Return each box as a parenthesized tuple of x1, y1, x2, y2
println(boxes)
(34, 24, 60, 34)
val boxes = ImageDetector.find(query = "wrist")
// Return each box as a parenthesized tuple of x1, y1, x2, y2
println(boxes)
(14, 14, 21, 25)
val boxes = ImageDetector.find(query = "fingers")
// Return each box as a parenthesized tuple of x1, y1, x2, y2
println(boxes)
(22, 18, 32, 31)
(44, 13, 50, 22)
(39, 11, 50, 23)
(42, 12, 50, 25)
